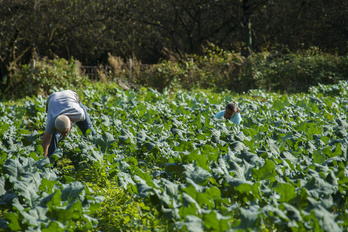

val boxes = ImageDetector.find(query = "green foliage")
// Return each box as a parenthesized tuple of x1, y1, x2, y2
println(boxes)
(135, 46, 348, 94)
(3, 48, 347, 101)
(3, 57, 89, 99)
(61, 160, 168, 231)
(252, 48, 348, 93)
(136, 61, 187, 91)
(1, 0, 346, 79)
(93, 182, 167, 231)
(1, 81, 348, 231)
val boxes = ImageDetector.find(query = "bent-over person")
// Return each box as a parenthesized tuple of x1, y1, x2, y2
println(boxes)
(42, 90, 96, 158)
(214, 102, 242, 125)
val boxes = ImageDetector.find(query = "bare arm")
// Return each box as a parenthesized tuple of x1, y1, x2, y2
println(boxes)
(42, 131, 52, 157)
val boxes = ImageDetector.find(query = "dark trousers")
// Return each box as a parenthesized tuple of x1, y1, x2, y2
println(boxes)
(47, 103, 96, 158)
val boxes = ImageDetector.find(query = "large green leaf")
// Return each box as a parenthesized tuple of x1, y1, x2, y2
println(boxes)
(175, 215, 204, 232)
(237, 205, 260, 230)
(42, 221, 65, 232)
(252, 160, 276, 182)
(202, 210, 230, 232)
(4, 212, 21, 231)
(184, 166, 212, 185)
(274, 183, 296, 202)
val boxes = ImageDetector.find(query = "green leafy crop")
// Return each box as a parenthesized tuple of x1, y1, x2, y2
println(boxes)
(1, 80, 348, 231)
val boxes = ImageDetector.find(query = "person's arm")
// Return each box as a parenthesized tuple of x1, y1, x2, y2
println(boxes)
(214, 111, 224, 119)
(231, 113, 242, 125)
(42, 131, 52, 157)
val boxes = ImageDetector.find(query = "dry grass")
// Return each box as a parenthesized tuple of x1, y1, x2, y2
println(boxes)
(108, 53, 125, 74)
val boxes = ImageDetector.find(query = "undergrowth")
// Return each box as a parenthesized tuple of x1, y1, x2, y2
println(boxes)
(1, 47, 347, 101)
(58, 159, 168, 231)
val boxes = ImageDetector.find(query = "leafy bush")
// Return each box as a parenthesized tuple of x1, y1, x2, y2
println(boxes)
(133, 46, 348, 94)
(135, 45, 248, 92)
(3, 57, 89, 99)
(3, 48, 347, 100)
(252, 48, 348, 93)
(136, 61, 187, 91)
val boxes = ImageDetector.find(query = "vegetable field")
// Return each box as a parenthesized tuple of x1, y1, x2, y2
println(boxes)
(1, 81, 348, 231)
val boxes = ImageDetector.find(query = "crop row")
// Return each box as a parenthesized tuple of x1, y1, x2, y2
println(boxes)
(0, 81, 348, 231)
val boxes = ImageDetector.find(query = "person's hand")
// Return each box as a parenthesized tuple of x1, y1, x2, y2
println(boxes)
(42, 131, 52, 157)
(59, 134, 66, 141)
(58, 132, 72, 141)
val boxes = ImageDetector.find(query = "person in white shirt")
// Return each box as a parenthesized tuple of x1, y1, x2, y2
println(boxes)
(42, 90, 96, 158)
(214, 102, 242, 124)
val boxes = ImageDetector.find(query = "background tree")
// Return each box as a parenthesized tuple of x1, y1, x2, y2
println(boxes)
(0, 0, 347, 91)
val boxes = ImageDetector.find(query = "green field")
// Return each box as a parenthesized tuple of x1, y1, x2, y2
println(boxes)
(1, 81, 348, 231)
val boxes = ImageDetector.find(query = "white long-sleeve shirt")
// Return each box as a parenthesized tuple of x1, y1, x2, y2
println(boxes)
(45, 90, 85, 134)
(214, 111, 242, 125)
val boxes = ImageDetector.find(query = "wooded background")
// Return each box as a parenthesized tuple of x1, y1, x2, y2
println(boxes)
(1, 0, 347, 80)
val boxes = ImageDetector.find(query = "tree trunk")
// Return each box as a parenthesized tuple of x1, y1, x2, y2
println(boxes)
(242, 0, 252, 57)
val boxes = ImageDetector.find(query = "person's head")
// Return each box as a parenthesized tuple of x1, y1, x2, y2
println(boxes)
(224, 102, 240, 120)
(55, 115, 72, 137)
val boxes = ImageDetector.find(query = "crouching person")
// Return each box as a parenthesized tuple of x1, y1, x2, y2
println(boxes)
(214, 102, 242, 125)
(42, 90, 96, 158)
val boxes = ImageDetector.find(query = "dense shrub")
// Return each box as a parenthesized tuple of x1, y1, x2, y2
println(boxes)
(2, 57, 89, 99)
(135, 46, 251, 92)
(2, 48, 347, 100)
(135, 47, 348, 94)
(252, 48, 348, 93)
